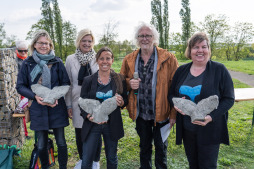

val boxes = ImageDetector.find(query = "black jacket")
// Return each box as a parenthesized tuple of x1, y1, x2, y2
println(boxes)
(168, 60, 235, 145)
(16, 56, 70, 131)
(80, 71, 128, 142)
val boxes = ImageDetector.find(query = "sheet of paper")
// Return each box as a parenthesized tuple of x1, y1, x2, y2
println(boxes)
(160, 123, 171, 142)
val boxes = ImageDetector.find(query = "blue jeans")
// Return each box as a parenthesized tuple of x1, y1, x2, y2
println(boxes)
(81, 123, 118, 169)
(75, 128, 101, 161)
(136, 117, 168, 169)
(36, 127, 68, 169)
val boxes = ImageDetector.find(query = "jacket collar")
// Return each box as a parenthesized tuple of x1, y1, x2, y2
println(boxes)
(126, 46, 170, 74)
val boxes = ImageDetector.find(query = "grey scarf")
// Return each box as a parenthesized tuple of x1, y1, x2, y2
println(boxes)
(30, 50, 55, 88)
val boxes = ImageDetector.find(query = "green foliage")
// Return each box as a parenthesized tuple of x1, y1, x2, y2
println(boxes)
(26, 0, 76, 60)
(169, 32, 185, 59)
(162, 0, 169, 49)
(232, 79, 251, 88)
(0, 22, 6, 47)
(26, 19, 46, 40)
(95, 40, 134, 61)
(62, 21, 77, 61)
(151, 0, 169, 49)
(231, 22, 254, 61)
(98, 20, 119, 47)
(219, 60, 254, 75)
(199, 14, 230, 57)
(41, 0, 55, 45)
(218, 157, 232, 166)
(0, 22, 17, 48)
(53, 0, 63, 58)
(179, 0, 191, 54)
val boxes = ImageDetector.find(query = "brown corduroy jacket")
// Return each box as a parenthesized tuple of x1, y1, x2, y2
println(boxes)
(120, 46, 179, 122)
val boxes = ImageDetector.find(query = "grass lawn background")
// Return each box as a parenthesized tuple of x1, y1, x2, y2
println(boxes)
(13, 60, 254, 169)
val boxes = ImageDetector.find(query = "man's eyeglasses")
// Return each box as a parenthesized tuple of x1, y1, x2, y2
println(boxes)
(138, 35, 153, 39)
(18, 50, 28, 53)
(36, 42, 50, 46)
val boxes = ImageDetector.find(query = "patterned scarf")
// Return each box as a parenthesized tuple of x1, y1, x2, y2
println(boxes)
(75, 48, 96, 65)
(30, 50, 55, 88)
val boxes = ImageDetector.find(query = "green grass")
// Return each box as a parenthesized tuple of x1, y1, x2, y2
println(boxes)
(178, 59, 254, 75)
(13, 60, 254, 168)
(219, 60, 254, 75)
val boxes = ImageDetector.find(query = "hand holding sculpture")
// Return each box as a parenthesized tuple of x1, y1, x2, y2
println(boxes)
(78, 96, 118, 123)
(31, 84, 70, 105)
(172, 95, 219, 122)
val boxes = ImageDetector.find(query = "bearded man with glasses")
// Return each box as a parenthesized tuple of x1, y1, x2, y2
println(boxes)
(120, 22, 179, 169)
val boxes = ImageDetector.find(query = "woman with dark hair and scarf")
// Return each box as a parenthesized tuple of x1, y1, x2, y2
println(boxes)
(65, 29, 100, 169)
(16, 30, 70, 169)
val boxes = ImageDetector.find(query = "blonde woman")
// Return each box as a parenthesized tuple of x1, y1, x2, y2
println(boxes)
(65, 29, 100, 169)
(16, 30, 70, 169)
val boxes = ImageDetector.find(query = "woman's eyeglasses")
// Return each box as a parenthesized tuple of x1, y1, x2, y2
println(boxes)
(18, 50, 28, 53)
(36, 42, 50, 46)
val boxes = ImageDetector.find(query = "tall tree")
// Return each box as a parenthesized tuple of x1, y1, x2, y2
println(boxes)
(151, 0, 166, 48)
(41, 0, 55, 46)
(97, 20, 119, 59)
(99, 20, 119, 46)
(0, 23, 16, 48)
(179, 0, 191, 56)
(232, 22, 254, 60)
(223, 35, 234, 60)
(162, 0, 169, 49)
(5, 35, 17, 47)
(168, 32, 184, 59)
(199, 14, 229, 56)
(53, 0, 63, 58)
(62, 21, 76, 60)
(26, 19, 46, 40)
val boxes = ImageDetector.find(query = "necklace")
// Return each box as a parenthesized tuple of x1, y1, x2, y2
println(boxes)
(98, 73, 111, 86)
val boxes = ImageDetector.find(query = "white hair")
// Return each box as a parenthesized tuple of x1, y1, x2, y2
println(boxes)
(15, 40, 28, 49)
(133, 22, 160, 47)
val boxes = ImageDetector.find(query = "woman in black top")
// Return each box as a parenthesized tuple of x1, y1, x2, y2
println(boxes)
(80, 47, 128, 169)
(168, 32, 234, 169)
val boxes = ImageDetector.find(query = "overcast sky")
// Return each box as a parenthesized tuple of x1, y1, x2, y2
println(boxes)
(0, 0, 253, 44)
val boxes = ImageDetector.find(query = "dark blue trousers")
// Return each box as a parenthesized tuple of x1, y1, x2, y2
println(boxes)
(183, 129, 220, 169)
(75, 128, 101, 161)
(81, 123, 118, 169)
(36, 127, 67, 169)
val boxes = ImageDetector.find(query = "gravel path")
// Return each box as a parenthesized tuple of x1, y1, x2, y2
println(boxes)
(228, 70, 254, 87)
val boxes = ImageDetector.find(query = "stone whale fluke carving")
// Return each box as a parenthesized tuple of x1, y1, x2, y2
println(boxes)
(78, 96, 117, 123)
(172, 95, 219, 122)
(31, 84, 70, 104)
